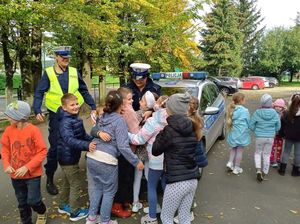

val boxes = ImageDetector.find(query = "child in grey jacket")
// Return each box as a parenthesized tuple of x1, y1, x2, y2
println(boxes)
(250, 94, 281, 182)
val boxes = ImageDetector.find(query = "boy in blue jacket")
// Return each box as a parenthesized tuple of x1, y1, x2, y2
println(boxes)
(250, 94, 280, 182)
(57, 93, 96, 221)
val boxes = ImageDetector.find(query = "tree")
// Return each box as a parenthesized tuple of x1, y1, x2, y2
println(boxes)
(235, 0, 264, 76)
(200, 0, 244, 77)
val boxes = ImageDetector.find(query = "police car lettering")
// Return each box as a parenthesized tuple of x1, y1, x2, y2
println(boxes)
(161, 72, 182, 79)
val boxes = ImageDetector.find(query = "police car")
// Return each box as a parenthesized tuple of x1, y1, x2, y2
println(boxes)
(152, 71, 226, 152)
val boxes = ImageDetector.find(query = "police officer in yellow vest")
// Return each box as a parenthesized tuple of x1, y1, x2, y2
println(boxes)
(33, 46, 96, 195)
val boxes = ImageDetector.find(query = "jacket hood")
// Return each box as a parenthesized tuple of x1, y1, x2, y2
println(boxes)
(233, 105, 248, 120)
(57, 107, 77, 121)
(152, 108, 168, 126)
(255, 108, 277, 121)
(97, 112, 122, 126)
(167, 114, 194, 136)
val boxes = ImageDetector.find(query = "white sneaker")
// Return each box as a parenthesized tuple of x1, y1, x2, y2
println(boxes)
(132, 202, 143, 213)
(141, 214, 158, 224)
(143, 204, 161, 214)
(226, 162, 234, 172)
(232, 166, 243, 175)
(173, 211, 194, 224)
(86, 215, 101, 224)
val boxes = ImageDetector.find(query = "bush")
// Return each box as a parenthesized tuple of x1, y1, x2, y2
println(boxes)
(0, 74, 22, 95)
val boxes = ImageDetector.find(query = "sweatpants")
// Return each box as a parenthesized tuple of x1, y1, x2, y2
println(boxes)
(161, 179, 198, 224)
(254, 137, 274, 174)
(87, 158, 118, 223)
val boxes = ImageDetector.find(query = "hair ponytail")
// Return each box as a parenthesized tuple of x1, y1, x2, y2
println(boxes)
(188, 96, 204, 141)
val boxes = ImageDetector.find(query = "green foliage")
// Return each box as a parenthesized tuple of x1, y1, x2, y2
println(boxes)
(0, 74, 21, 94)
(200, 0, 244, 77)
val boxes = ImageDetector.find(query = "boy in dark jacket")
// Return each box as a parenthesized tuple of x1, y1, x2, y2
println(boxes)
(57, 93, 96, 221)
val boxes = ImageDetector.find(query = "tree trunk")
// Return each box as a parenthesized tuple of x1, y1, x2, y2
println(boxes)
(1, 26, 15, 105)
(31, 26, 42, 93)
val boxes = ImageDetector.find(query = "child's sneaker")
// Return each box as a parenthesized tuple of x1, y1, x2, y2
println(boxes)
(132, 202, 143, 212)
(58, 204, 72, 215)
(232, 166, 243, 175)
(143, 204, 161, 214)
(256, 171, 263, 182)
(141, 214, 158, 224)
(36, 211, 47, 224)
(69, 208, 89, 221)
(270, 161, 278, 168)
(173, 211, 194, 224)
(86, 215, 101, 224)
(108, 220, 118, 224)
(226, 162, 234, 172)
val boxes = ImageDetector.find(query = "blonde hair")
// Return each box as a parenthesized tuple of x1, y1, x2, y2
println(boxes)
(61, 93, 78, 106)
(117, 87, 132, 100)
(188, 96, 204, 141)
(156, 95, 169, 108)
(226, 92, 245, 130)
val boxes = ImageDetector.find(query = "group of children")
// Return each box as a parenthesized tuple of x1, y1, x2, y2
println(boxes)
(1, 87, 208, 224)
(226, 92, 300, 182)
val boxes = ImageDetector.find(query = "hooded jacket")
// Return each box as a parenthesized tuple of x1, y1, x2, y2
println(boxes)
(250, 108, 281, 138)
(129, 108, 168, 170)
(227, 105, 251, 147)
(57, 107, 93, 165)
(279, 108, 300, 141)
(152, 114, 200, 184)
(90, 112, 139, 166)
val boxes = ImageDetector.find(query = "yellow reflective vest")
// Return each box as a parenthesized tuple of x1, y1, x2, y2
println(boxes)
(45, 66, 84, 112)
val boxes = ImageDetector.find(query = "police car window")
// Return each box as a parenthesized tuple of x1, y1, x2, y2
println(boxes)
(160, 87, 198, 97)
(208, 84, 219, 102)
(200, 85, 211, 111)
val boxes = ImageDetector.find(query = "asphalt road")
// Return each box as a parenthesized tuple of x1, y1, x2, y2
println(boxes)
(0, 87, 300, 224)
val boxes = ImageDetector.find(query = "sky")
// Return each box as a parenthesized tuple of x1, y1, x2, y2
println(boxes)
(256, 0, 300, 29)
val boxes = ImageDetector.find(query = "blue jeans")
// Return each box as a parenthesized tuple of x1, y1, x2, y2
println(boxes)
(44, 111, 59, 178)
(148, 168, 166, 219)
(87, 158, 118, 222)
(11, 176, 46, 224)
(281, 139, 300, 166)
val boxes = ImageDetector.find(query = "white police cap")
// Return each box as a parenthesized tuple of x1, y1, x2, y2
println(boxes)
(53, 46, 72, 58)
(130, 63, 151, 80)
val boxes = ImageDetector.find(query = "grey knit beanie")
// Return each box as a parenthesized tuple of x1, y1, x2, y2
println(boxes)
(4, 101, 31, 121)
(166, 92, 191, 115)
(260, 94, 273, 108)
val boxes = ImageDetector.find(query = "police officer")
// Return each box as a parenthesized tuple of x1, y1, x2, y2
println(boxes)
(33, 46, 96, 195)
(111, 63, 161, 218)
(124, 63, 161, 111)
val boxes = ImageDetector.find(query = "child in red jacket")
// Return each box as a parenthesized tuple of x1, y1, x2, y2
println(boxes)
(1, 101, 48, 224)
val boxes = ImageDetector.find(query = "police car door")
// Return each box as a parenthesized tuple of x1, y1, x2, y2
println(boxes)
(200, 83, 225, 151)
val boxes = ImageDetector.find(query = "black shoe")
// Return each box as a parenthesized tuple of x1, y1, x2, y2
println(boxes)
(291, 165, 300, 177)
(46, 180, 58, 195)
(278, 163, 287, 176)
(256, 171, 263, 182)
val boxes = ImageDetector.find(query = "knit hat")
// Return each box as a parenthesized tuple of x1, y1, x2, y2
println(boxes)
(144, 91, 155, 109)
(166, 92, 191, 115)
(4, 101, 31, 121)
(260, 94, 273, 108)
(273, 98, 286, 109)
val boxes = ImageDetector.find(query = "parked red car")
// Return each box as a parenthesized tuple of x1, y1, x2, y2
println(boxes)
(240, 77, 265, 90)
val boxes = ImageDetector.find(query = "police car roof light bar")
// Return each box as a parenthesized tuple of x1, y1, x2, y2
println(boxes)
(151, 71, 207, 80)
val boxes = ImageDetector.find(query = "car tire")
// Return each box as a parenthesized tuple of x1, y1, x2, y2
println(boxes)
(252, 85, 259, 90)
(220, 87, 230, 96)
(218, 123, 226, 140)
(269, 83, 275, 88)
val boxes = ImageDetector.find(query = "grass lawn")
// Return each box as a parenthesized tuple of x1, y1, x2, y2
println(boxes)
(280, 81, 300, 87)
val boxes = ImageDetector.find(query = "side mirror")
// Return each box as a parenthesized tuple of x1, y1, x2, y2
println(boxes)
(203, 106, 219, 115)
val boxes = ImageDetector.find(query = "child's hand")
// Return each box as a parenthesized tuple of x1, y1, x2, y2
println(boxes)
(4, 166, 15, 174)
(14, 166, 28, 177)
(143, 110, 153, 120)
(89, 141, 97, 152)
(98, 131, 111, 142)
(136, 161, 144, 171)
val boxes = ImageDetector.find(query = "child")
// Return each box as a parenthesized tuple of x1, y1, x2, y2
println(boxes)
(152, 93, 201, 224)
(226, 92, 250, 175)
(86, 90, 144, 224)
(1, 101, 48, 224)
(250, 94, 281, 182)
(128, 95, 169, 224)
(278, 92, 300, 176)
(56, 93, 96, 221)
(270, 99, 286, 168)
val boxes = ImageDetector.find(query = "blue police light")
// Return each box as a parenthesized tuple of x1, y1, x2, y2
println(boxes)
(151, 71, 207, 80)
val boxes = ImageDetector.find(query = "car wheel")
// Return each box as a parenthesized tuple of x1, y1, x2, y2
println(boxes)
(269, 83, 275, 88)
(218, 123, 226, 140)
(220, 87, 230, 96)
(252, 85, 259, 90)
